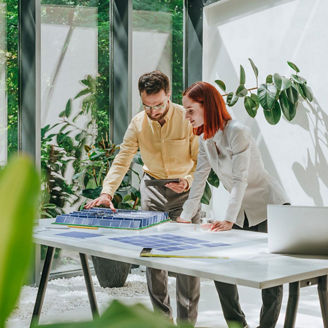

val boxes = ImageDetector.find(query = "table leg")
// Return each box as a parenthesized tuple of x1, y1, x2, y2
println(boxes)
(284, 281, 300, 328)
(79, 253, 99, 319)
(30, 246, 55, 327)
(318, 275, 328, 328)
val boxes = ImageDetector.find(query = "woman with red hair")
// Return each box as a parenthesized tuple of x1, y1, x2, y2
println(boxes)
(175, 81, 289, 328)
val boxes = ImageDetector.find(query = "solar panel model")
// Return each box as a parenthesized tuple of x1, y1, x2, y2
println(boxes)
(53, 208, 170, 230)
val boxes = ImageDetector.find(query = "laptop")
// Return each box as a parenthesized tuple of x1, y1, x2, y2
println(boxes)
(268, 205, 328, 256)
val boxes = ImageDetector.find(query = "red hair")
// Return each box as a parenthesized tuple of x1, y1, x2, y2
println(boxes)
(183, 82, 231, 139)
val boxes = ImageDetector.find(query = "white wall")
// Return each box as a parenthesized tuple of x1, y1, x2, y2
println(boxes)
(203, 0, 328, 218)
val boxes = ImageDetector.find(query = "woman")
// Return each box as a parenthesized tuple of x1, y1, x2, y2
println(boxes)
(177, 81, 289, 328)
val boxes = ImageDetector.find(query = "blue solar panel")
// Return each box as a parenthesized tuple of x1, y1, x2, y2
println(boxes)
(54, 208, 169, 230)
(109, 234, 231, 252)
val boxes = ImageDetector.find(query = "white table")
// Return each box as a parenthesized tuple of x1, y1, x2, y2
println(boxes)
(31, 220, 328, 327)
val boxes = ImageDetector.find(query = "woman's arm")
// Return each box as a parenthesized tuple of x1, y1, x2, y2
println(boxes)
(179, 139, 212, 221)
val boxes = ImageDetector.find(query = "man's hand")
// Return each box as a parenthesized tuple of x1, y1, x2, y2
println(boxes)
(210, 220, 233, 232)
(165, 178, 188, 193)
(84, 193, 116, 211)
(176, 216, 191, 224)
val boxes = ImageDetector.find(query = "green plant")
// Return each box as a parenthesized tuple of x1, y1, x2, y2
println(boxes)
(201, 169, 220, 205)
(215, 59, 314, 125)
(74, 137, 142, 210)
(0, 155, 40, 327)
(36, 300, 192, 328)
(41, 75, 143, 215)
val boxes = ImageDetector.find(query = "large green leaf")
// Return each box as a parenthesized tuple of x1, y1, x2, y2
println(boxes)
(279, 90, 297, 121)
(257, 84, 277, 110)
(207, 169, 220, 188)
(280, 76, 292, 91)
(239, 65, 246, 85)
(37, 300, 191, 328)
(0, 156, 40, 327)
(248, 58, 258, 79)
(201, 181, 212, 205)
(244, 95, 259, 118)
(263, 101, 281, 125)
(286, 86, 299, 104)
(273, 73, 282, 90)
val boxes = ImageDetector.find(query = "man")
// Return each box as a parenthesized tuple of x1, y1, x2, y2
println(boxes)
(85, 71, 200, 325)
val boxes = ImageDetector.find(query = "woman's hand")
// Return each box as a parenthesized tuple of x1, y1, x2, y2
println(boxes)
(165, 178, 188, 193)
(210, 220, 233, 232)
(176, 217, 191, 224)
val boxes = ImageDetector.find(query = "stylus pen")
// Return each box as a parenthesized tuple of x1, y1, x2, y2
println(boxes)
(67, 225, 99, 230)
(140, 254, 228, 259)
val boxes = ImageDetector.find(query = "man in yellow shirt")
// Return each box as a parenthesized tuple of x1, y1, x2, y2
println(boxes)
(85, 71, 200, 325)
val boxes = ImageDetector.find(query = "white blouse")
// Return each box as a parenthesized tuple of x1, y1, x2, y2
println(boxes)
(180, 120, 289, 227)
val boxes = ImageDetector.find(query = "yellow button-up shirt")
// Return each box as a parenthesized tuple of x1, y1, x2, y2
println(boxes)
(101, 102, 199, 197)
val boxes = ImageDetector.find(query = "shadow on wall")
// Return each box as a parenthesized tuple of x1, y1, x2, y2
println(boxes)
(291, 99, 328, 206)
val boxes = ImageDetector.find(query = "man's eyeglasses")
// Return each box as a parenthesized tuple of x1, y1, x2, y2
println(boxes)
(143, 99, 167, 112)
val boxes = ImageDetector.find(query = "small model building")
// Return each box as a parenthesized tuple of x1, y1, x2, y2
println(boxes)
(54, 208, 169, 230)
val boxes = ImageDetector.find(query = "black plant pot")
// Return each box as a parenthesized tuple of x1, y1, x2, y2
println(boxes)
(91, 256, 131, 288)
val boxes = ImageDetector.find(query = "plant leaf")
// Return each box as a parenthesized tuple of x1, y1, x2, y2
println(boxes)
(248, 58, 258, 78)
(82, 187, 102, 199)
(235, 85, 248, 97)
(74, 88, 91, 99)
(0, 156, 40, 327)
(280, 76, 292, 91)
(266, 75, 273, 84)
(244, 95, 259, 118)
(207, 169, 220, 188)
(286, 86, 299, 104)
(215, 79, 226, 92)
(240, 65, 245, 85)
(64, 99, 72, 118)
(257, 84, 277, 110)
(302, 84, 313, 102)
(200, 181, 212, 205)
(227, 94, 239, 107)
(263, 101, 281, 125)
(291, 74, 306, 84)
(279, 90, 297, 121)
(273, 73, 282, 90)
(287, 61, 300, 73)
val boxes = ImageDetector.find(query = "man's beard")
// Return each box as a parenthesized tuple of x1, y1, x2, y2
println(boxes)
(146, 105, 169, 122)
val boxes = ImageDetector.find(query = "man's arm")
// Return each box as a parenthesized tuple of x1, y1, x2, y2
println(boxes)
(85, 121, 139, 209)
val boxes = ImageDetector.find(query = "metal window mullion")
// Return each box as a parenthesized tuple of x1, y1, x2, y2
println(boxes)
(110, 0, 132, 144)
(18, 0, 40, 165)
(184, 0, 203, 89)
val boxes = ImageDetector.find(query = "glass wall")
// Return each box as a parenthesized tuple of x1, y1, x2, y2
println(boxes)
(40, 0, 110, 218)
(39, 0, 111, 274)
(0, 0, 19, 165)
(132, 0, 183, 117)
